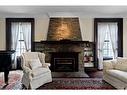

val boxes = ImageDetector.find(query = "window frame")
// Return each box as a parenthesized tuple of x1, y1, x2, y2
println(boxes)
(6, 18, 35, 51)
(94, 18, 123, 67)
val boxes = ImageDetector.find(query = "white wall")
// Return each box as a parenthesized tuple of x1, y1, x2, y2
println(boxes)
(123, 18, 127, 57)
(79, 18, 94, 41)
(0, 18, 5, 50)
(35, 15, 49, 41)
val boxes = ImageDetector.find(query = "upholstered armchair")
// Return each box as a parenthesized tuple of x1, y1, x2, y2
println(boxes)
(21, 52, 52, 89)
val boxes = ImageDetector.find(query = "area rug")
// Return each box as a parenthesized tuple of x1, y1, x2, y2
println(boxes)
(38, 78, 115, 90)
(0, 70, 23, 90)
(0, 71, 115, 90)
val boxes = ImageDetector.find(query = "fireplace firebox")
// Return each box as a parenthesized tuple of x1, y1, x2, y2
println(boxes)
(50, 52, 79, 72)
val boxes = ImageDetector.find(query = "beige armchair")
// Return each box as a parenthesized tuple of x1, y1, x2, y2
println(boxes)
(21, 52, 52, 89)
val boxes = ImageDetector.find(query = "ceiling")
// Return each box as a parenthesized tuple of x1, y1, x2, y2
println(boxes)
(0, 6, 127, 18)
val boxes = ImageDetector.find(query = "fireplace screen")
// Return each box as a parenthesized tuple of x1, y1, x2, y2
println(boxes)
(55, 58, 74, 64)
(54, 58, 75, 71)
(51, 52, 79, 72)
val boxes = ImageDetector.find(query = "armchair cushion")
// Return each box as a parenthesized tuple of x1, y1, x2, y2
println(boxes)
(106, 70, 127, 83)
(28, 59, 42, 70)
(32, 67, 50, 77)
(117, 57, 127, 64)
(114, 64, 127, 72)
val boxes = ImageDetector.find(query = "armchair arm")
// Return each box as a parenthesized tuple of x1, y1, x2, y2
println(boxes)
(21, 56, 32, 74)
(20, 54, 33, 81)
(22, 66, 33, 81)
(23, 66, 32, 74)
(42, 63, 51, 68)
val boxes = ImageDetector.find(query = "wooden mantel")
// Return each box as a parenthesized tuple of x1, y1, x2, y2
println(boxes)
(39, 40, 89, 44)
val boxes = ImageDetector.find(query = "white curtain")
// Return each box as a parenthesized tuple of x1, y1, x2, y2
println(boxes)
(21, 23, 31, 51)
(11, 22, 31, 69)
(108, 23, 118, 59)
(97, 23, 107, 70)
(11, 23, 20, 69)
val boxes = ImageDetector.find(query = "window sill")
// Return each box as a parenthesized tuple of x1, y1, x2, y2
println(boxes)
(103, 57, 113, 60)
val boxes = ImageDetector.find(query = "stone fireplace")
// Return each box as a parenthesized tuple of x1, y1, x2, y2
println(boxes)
(37, 40, 85, 72)
(34, 18, 85, 72)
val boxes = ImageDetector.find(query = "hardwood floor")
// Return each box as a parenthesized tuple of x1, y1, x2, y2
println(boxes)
(86, 70, 103, 78)
(52, 72, 89, 78)
(51, 70, 103, 78)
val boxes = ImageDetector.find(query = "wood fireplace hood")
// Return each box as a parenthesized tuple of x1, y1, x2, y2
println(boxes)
(47, 18, 82, 41)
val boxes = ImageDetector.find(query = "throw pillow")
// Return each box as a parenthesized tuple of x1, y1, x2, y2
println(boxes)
(117, 57, 127, 64)
(114, 57, 127, 71)
(114, 64, 127, 72)
(28, 59, 42, 70)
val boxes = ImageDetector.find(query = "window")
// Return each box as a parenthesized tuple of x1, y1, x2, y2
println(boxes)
(103, 26, 114, 59)
(11, 22, 31, 57)
(94, 18, 123, 70)
(97, 22, 118, 60)
(6, 18, 34, 69)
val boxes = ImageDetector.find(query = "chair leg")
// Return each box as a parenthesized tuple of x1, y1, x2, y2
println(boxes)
(22, 84, 27, 89)
(27, 84, 31, 89)
(22, 84, 31, 89)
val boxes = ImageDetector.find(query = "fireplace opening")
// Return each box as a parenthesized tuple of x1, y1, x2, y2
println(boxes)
(50, 52, 79, 72)
(54, 58, 75, 72)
